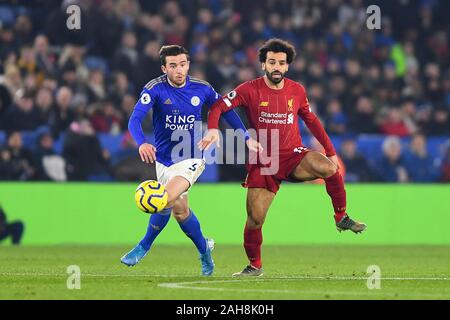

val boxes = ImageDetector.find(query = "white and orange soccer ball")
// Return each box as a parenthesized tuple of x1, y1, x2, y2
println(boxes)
(134, 180, 168, 214)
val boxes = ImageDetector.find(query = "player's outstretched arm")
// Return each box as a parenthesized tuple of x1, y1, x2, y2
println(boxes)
(198, 129, 263, 152)
(200, 83, 262, 152)
(302, 114, 336, 157)
(198, 128, 220, 150)
(297, 85, 336, 158)
(206, 85, 250, 130)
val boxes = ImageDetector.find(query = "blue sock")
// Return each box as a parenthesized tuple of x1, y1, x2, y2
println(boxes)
(139, 208, 171, 251)
(178, 209, 207, 254)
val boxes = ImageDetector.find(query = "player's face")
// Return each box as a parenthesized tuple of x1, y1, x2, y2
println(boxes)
(262, 51, 289, 84)
(162, 54, 190, 86)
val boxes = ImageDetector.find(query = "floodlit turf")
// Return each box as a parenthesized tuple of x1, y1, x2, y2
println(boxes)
(0, 245, 449, 300)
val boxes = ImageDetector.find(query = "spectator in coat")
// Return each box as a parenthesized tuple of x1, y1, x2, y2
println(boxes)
(371, 136, 409, 182)
(404, 133, 441, 182)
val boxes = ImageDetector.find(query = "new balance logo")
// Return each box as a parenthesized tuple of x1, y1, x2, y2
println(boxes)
(164, 98, 172, 104)
(259, 101, 269, 107)
(294, 147, 307, 154)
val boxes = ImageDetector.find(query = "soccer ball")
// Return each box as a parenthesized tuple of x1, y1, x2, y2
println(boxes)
(134, 180, 168, 214)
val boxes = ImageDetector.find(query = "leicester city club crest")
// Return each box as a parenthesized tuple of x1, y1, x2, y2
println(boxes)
(191, 96, 200, 106)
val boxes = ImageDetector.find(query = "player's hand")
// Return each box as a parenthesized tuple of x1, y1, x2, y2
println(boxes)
(198, 129, 220, 150)
(139, 143, 157, 164)
(328, 155, 339, 170)
(246, 138, 264, 153)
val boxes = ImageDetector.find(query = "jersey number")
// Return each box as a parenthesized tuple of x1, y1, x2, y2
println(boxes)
(188, 163, 198, 172)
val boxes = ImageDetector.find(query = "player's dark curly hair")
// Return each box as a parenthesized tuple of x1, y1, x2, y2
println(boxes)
(159, 45, 190, 65)
(258, 38, 296, 64)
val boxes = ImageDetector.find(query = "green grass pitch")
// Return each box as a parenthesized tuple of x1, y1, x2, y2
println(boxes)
(0, 245, 449, 300)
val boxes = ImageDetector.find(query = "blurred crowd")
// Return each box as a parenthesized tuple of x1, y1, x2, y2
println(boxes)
(0, 0, 449, 183)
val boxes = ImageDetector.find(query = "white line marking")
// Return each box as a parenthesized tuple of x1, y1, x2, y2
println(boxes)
(157, 279, 450, 298)
(1, 272, 449, 281)
(159, 280, 298, 293)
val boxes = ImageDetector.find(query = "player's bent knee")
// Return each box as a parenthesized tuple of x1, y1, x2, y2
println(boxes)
(172, 209, 189, 222)
(326, 163, 338, 178)
(319, 162, 337, 179)
(246, 215, 265, 229)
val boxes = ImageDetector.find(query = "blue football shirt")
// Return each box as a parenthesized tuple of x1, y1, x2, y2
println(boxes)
(131, 74, 221, 166)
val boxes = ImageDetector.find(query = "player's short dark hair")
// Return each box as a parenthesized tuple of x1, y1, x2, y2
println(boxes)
(159, 45, 190, 66)
(258, 38, 296, 64)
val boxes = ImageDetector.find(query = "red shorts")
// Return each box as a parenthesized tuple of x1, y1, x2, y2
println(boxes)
(242, 147, 311, 194)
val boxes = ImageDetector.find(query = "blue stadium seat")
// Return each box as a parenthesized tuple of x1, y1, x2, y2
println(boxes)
(330, 136, 343, 152)
(87, 174, 114, 182)
(0, 131, 5, 147)
(427, 137, 449, 159)
(198, 163, 219, 182)
(97, 133, 123, 155)
(97, 133, 156, 159)
(356, 135, 384, 159)
(84, 56, 109, 74)
(20, 126, 52, 151)
(0, 6, 15, 26)
(198, 147, 219, 182)
(53, 133, 65, 154)
(21, 130, 39, 148)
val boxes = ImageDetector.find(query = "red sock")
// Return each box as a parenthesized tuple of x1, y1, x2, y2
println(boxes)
(324, 171, 347, 223)
(243, 225, 262, 269)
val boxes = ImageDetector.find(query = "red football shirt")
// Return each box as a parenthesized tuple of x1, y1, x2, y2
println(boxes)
(208, 77, 336, 157)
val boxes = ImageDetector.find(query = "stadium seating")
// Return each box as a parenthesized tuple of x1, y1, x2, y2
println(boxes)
(1, 128, 447, 182)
